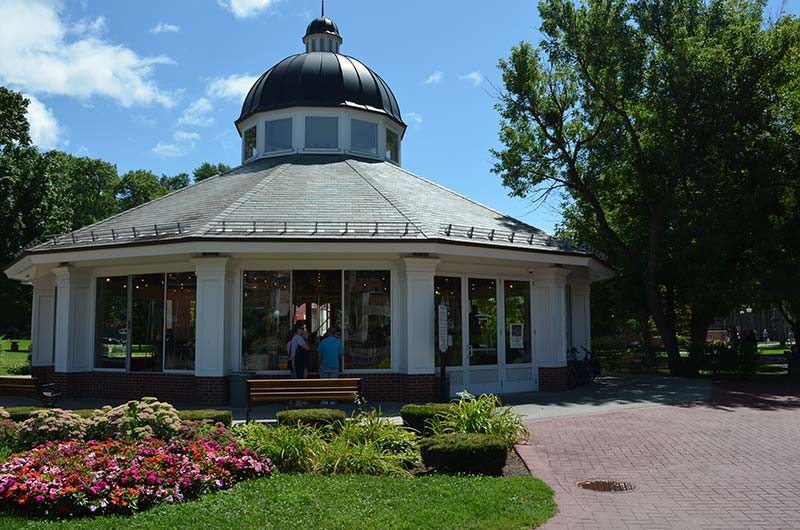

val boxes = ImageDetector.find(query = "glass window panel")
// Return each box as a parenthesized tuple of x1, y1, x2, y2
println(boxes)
(95, 276, 128, 369)
(434, 276, 462, 367)
(164, 272, 196, 371)
(344, 271, 391, 369)
(265, 118, 293, 153)
(385, 129, 399, 162)
(468, 278, 497, 365)
(293, 270, 342, 375)
(351, 119, 378, 154)
(243, 126, 257, 161)
(305, 117, 338, 149)
(130, 274, 164, 372)
(242, 271, 291, 371)
(504, 280, 532, 364)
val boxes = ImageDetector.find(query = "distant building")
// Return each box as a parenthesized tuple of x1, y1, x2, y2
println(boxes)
(5, 13, 611, 404)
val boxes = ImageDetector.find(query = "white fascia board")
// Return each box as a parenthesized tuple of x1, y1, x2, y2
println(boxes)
(23, 240, 600, 269)
(4, 255, 34, 282)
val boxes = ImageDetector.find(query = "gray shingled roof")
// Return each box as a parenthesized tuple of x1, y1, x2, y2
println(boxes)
(25, 155, 590, 257)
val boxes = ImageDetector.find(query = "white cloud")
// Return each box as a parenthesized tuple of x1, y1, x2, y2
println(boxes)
(173, 130, 199, 142)
(177, 98, 214, 127)
(152, 130, 200, 158)
(403, 112, 423, 128)
(0, 0, 175, 108)
(151, 142, 189, 158)
(460, 71, 483, 87)
(423, 70, 444, 85)
(218, 0, 281, 18)
(24, 94, 62, 149)
(207, 74, 258, 101)
(151, 22, 180, 34)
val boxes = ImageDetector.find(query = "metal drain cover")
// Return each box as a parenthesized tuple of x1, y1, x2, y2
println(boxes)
(576, 480, 637, 493)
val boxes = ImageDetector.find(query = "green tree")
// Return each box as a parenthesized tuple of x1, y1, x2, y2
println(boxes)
(193, 161, 231, 182)
(493, 0, 799, 374)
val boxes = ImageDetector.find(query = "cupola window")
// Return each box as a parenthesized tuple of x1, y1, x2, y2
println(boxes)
(243, 126, 257, 161)
(305, 116, 339, 149)
(351, 119, 378, 155)
(265, 118, 293, 153)
(386, 129, 400, 163)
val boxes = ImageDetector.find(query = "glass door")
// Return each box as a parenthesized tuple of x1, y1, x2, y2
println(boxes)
(292, 270, 342, 376)
(466, 278, 501, 394)
(502, 279, 535, 392)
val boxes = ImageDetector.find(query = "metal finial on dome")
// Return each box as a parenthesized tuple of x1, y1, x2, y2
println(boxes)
(321, 0, 324, 16)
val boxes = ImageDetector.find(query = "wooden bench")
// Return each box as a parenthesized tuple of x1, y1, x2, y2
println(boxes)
(246, 378, 361, 422)
(0, 376, 62, 406)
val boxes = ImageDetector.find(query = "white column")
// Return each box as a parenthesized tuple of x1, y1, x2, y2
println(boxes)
(30, 274, 56, 367)
(532, 267, 570, 367)
(192, 257, 229, 377)
(402, 257, 440, 375)
(569, 278, 592, 351)
(52, 266, 93, 372)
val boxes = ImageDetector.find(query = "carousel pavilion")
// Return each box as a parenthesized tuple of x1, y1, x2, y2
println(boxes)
(4, 14, 611, 405)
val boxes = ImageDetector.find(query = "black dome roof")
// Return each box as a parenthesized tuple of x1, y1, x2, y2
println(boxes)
(237, 52, 405, 128)
(305, 16, 339, 38)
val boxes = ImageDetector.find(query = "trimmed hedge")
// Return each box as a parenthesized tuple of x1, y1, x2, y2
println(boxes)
(5, 407, 98, 422)
(178, 409, 233, 426)
(420, 433, 508, 476)
(400, 403, 454, 436)
(276, 408, 346, 429)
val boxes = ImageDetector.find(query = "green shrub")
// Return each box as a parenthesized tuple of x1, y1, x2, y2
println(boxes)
(400, 403, 454, 436)
(6, 364, 31, 375)
(331, 408, 419, 474)
(178, 409, 233, 426)
(429, 394, 529, 448)
(87, 397, 182, 441)
(5, 406, 98, 422)
(276, 408, 346, 430)
(235, 422, 325, 473)
(0, 445, 12, 462)
(420, 433, 508, 476)
(18, 409, 86, 448)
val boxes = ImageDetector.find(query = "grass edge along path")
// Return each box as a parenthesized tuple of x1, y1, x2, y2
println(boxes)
(0, 474, 556, 530)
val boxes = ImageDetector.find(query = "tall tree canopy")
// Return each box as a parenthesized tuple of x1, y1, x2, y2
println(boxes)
(193, 162, 231, 182)
(494, 0, 800, 373)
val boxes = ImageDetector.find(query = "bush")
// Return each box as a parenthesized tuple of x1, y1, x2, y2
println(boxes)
(6, 364, 31, 375)
(428, 394, 529, 448)
(0, 437, 271, 517)
(0, 419, 18, 451)
(179, 420, 240, 446)
(401, 403, 454, 436)
(87, 397, 182, 441)
(0, 408, 8, 420)
(276, 408, 346, 430)
(5, 407, 98, 422)
(235, 422, 325, 473)
(420, 433, 508, 476)
(18, 409, 86, 449)
(177, 409, 232, 426)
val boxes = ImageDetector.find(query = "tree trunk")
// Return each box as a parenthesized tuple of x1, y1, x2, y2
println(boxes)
(687, 310, 713, 377)
(643, 280, 681, 375)
(637, 309, 656, 368)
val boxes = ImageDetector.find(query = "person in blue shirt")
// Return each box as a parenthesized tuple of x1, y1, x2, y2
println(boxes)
(317, 328, 343, 379)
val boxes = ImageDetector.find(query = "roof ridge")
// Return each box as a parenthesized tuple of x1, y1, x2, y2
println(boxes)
(384, 162, 550, 237)
(344, 159, 428, 237)
(195, 156, 301, 235)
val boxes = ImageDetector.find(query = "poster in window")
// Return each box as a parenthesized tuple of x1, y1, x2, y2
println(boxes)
(438, 302, 449, 353)
(509, 323, 524, 349)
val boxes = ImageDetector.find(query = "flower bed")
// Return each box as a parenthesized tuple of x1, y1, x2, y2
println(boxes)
(0, 436, 272, 517)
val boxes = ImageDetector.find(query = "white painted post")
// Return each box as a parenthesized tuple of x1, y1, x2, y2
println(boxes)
(192, 257, 229, 377)
(30, 273, 56, 367)
(52, 266, 93, 372)
(402, 257, 440, 375)
(532, 267, 571, 367)
(569, 277, 592, 352)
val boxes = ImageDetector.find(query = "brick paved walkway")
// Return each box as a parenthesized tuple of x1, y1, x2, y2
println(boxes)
(518, 383, 800, 530)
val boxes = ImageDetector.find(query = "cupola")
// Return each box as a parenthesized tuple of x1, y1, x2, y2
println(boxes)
(235, 6, 406, 166)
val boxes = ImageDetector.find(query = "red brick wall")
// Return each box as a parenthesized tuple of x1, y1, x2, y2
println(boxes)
(539, 366, 569, 392)
(31, 367, 435, 405)
(30, 366, 227, 406)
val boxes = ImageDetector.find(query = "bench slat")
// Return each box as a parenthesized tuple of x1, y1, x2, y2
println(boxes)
(245, 378, 362, 422)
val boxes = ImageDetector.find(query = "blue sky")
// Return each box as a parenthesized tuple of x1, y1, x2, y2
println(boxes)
(1, 0, 796, 234)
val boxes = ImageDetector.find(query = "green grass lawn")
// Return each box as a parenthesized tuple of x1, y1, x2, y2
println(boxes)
(0, 338, 30, 374)
(0, 474, 556, 530)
